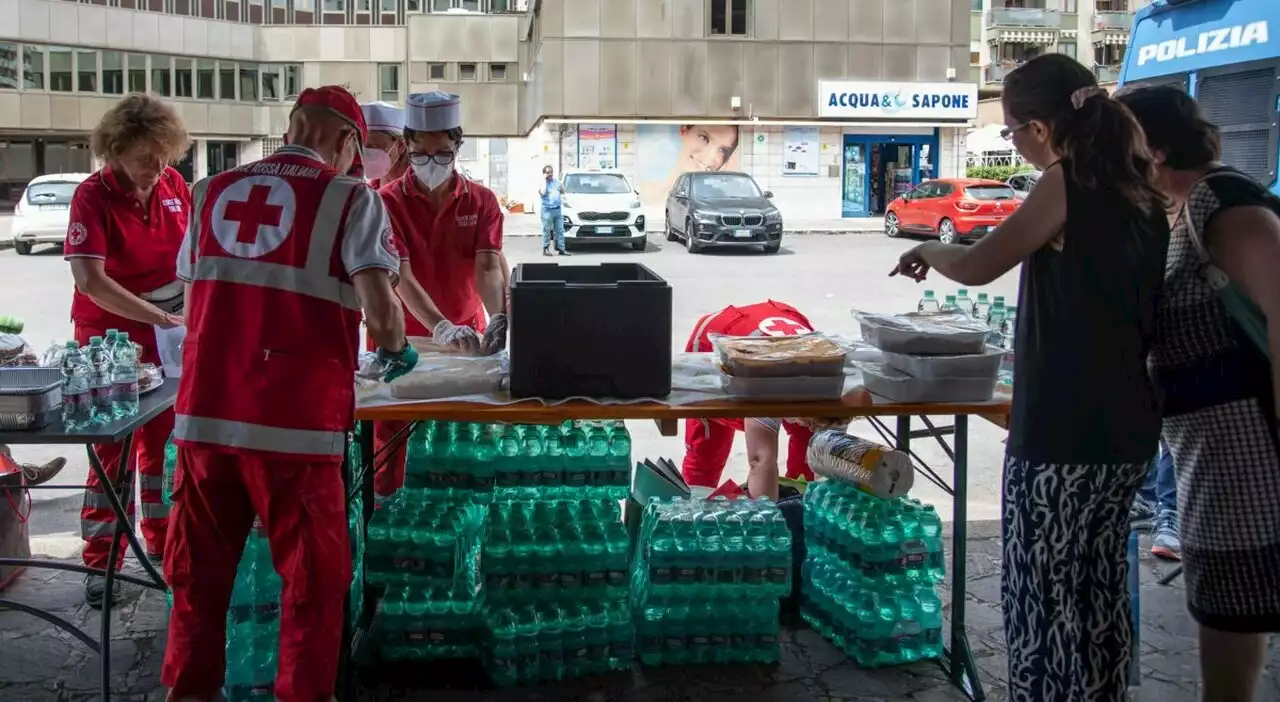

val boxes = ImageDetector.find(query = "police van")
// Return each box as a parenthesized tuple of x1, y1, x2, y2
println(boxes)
(1118, 0, 1277, 193)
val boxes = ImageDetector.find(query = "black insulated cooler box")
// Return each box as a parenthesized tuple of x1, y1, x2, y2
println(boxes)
(508, 262, 672, 400)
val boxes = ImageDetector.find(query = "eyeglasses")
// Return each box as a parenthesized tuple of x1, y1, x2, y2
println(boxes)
(408, 151, 457, 166)
(1000, 123, 1030, 140)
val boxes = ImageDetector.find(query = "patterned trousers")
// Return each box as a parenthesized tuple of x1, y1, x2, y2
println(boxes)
(1001, 456, 1147, 702)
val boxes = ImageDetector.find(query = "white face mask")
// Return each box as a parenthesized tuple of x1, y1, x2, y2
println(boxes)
(412, 160, 453, 191)
(363, 148, 392, 182)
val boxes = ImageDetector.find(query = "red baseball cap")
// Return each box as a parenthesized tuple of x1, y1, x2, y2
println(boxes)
(291, 85, 368, 143)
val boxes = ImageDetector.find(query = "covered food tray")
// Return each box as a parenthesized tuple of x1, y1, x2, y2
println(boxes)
(861, 362, 997, 404)
(720, 372, 846, 401)
(853, 310, 989, 355)
(0, 367, 64, 431)
(881, 346, 1005, 380)
(710, 333, 848, 378)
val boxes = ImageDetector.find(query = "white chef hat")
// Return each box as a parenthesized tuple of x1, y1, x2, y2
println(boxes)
(405, 91, 462, 133)
(360, 101, 404, 136)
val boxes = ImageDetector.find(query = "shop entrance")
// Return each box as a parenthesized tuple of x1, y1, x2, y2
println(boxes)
(841, 133, 938, 218)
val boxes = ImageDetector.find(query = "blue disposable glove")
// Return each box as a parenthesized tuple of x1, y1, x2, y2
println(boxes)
(377, 342, 419, 383)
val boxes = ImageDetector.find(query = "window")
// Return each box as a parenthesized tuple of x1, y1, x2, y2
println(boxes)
(22, 46, 44, 90)
(128, 54, 147, 93)
(431, 0, 449, 9)
(173, 58, 193, 98)
(262, 64, 280, 100)
(970, 51, 980, 65)
(1061, 0, 1077, 11)
(102, 51, 124, 94)
(709, 0, 748, 36)
(460, 0, 477, 9)
(380, 0, 395, 10)
(239, 62, 259, 101)
(459, 63, 476, 81)
(197, 59, 215, 99)
(323, 0, 344, 10)
(0, 43, 18, 90)
(970, 0, 980, 9)
(428, 62, 446, 80)
(151, 55, 172, 96)
(489, 63, 506, 80)
(76, 50, 98, 93)
(206, 141, 239, 176)
(378, 63, 400, 101)
(406, 0, 420, 10)
(219, 62, 236, 100)
(1058, 42, 1076, 60)
(295, 0, 315, 11)
(356, 0, 370, 12)
(49, 47, 73, 92)
(282, 64, 300, 98)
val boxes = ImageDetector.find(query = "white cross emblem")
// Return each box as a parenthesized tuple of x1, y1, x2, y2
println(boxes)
(210, 176, 297, 259)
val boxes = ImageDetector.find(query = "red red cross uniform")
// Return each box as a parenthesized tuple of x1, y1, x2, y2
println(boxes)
(63, 166, 189, 570)
(367, 172, 504, 496)
(682, 300, 819, 488)
(161, 143, 401, 701)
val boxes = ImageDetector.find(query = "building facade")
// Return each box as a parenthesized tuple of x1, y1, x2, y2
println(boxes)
(0, 0, 978, 219)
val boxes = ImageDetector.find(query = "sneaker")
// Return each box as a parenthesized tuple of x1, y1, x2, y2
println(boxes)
(1129, 496, 1156, 530)
(146, 551, 164, 568)
(542, 247, 552, 257)
(1152, 509, 1181, 561)
(20, 457, 66, 486)
(557, 249, 572, 256)
(84, 573, 122, 609)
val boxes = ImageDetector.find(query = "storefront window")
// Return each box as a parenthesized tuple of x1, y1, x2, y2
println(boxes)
(196, 59, 215, 99)
(174, 58, 193, 98)
(49, 47, 73, 92)
(77, 50, 98, 93)
(102, 51, 124, 94)
(0, 43, 18, 90)
(128, 54, 147, 92)
(22, 46, 45, 90)
(151, 55, 172, 97)
(219, 62, 236, 100)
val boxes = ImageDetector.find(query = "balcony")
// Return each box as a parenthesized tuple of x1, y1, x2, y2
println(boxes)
(1093, 64, 1122, 83)
(986, 8, 1060, 28)
(985, 63, 1019, 85)
(1092, 11, 1133, 45)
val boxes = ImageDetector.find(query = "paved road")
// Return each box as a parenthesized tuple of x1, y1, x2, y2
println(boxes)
(0, 233, 1021, 558)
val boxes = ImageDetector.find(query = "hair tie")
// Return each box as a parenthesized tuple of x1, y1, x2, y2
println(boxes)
(1071, 86, 1106, 110)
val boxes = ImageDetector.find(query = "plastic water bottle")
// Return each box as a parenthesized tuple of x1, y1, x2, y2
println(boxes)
(586, 422, 610, 497)
(972, 292, 991, 320)
(60, 342, 93, 429)
(940, 295, 958, 314)
(986, 303, 1008, 347)
(85, 336, 113, 422)
(954, 289, 973, 317)
(563, 423, 588, 493)
(916, 290, 940, 314)
(1003, 306, 1018, 349)
(606, 420, 631, 497)
(111, 333, 140, 418)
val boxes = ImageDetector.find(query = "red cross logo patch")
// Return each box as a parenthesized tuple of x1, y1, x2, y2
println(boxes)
(757, 317, 810, 337)
(210, 176, 297, 259)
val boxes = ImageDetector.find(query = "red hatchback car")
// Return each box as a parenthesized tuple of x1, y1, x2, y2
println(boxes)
(884, 178, 1020, 244)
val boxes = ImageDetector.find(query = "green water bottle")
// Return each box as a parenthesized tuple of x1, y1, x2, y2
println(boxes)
(585, 422, 610, 497)
(606, 420, 632, 498)
(563, 423, 588, 493)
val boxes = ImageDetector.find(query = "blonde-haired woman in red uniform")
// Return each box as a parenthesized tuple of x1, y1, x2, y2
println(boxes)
(64, 93, 191, 608)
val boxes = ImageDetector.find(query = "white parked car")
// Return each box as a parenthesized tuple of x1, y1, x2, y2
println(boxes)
(10, 173, 91, 255)
(1006, 171, 1040, 199)
(560, 170, 647, 251)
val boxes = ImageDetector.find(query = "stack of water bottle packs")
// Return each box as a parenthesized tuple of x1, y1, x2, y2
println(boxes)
(222, 520, 284, 701)
(630, 497, 792, 667)
(403, 420, 631, 504)
(475, 420, 636, 686)
(800, 480, 945, 668)
(853, 290, 1011, 403)
(346, 433, 367, 631)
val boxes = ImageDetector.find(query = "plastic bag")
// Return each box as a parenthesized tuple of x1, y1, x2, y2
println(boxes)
(0, 335, 37, 368)
(387, 352, 508, 400)
(852, 310, 989, 355)
(709, 332, 848, 378)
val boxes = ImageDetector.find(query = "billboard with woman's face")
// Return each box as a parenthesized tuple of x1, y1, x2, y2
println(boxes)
(635, 124, 741, 206)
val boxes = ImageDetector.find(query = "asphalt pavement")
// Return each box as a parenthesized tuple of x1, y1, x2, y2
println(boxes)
(0, 231, 1021, 558)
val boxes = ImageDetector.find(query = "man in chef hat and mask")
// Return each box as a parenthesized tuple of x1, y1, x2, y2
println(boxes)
(361, 100, 408, 189)
(373, 90, 510, 497)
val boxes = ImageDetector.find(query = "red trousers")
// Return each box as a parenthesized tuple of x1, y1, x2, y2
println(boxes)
(75, 324, 172, 569)
(162, 447, 352, 702)
(681, 418, 816, 489)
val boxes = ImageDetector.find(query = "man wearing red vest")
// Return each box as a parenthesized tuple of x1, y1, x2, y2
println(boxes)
(684, 301, 819, 500)
(162, 86, 418, 702)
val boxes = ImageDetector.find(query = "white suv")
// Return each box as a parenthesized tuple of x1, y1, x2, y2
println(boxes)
(560, 170, 647, 251)
(9, 173, 91, 255)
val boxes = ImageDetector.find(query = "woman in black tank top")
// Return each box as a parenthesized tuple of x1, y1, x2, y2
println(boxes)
(891, 54, 1170, 702)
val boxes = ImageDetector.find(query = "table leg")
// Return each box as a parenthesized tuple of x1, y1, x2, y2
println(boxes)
(90, 431, 135, 702)
(942, 415, 985, 701)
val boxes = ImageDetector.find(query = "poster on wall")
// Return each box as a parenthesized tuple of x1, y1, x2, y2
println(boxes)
(782, 127, 820, 176)
(634, 124, 742, 207)
(577, 124, 618, 171)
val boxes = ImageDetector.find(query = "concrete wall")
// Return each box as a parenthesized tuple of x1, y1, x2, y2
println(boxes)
(405, 12, 521, 135)
(523, 0, 973, 130)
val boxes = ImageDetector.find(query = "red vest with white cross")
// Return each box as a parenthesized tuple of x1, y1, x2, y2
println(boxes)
(684, 300, 815, 352)
(174, 149, 368, 462)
